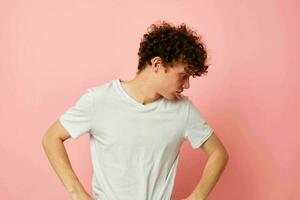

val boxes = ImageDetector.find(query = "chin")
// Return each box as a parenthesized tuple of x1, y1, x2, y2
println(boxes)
(166, 93, 181, 101)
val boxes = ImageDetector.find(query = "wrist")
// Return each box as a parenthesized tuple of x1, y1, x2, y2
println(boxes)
(70, 189, 89, 200)
(68, 184, 86, 196)
(190, 190, 206, 200)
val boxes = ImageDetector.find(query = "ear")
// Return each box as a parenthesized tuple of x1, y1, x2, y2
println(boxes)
(151, 57, 162, 66)
(150, 57, 163, 73)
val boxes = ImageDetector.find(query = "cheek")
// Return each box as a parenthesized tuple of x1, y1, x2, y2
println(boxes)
(159, 74, 180, 93)
(167, 82, 180, 93)
(160, 81, 174, 93)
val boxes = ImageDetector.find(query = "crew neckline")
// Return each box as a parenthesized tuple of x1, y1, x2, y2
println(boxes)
(114, 78, 164, 110)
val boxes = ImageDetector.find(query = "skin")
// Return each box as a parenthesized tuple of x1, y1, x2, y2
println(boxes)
(42, 56, 229, 200)
(120, 56, 192, 105)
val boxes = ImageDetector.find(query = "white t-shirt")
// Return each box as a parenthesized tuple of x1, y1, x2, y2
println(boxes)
(59, 78, 213, 200)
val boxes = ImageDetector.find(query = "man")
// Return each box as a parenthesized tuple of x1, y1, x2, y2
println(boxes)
(42, 21, 229, 200)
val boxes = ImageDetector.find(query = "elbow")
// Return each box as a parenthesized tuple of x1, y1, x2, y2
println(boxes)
(213, 149, 229, 162)
(223, 152, 229, 163)
(221, 150, 229, 161)
(41, 133, 50, 148)
(41, 132, 60, 148)
(222, 152, 229, 165)
(222, 149, 229, 159)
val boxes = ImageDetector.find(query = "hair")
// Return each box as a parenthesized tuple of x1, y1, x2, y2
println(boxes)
(137, 20, 210, 77)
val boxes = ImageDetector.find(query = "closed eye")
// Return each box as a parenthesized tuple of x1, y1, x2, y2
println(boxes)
(182, 74, 189, 79)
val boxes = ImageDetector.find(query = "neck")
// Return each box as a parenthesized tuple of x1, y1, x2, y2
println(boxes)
(121, 72, 162, 105)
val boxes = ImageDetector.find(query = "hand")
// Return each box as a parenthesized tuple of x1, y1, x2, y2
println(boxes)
(70, 190, 94, 200)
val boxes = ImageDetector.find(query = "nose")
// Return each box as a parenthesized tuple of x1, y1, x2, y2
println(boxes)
(182, 77, 190, 89)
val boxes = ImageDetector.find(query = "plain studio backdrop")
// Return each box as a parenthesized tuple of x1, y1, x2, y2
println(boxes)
(0, 0, 299, 199)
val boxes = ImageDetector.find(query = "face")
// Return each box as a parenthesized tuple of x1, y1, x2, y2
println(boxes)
(155, 62, 191, 101)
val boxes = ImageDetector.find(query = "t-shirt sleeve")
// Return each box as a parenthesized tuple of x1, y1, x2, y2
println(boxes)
(184, 99, 214, 149)
(59, 88, 94, 139)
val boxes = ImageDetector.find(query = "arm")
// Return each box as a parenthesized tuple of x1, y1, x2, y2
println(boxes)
(42, 120, 93, 200)
(187, 132, 229, 200)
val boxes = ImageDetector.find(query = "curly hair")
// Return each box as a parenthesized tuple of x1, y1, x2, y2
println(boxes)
(137, 20, 210, 77)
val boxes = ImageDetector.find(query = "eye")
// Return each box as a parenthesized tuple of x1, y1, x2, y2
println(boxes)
(183, 75, 188, 79)
(179, 74, 186, 80)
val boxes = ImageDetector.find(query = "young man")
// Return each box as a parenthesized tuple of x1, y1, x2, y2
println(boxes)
(42, 21, 229, 200)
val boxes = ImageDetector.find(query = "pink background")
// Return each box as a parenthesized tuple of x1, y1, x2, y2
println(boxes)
(0, 0, 299, 199)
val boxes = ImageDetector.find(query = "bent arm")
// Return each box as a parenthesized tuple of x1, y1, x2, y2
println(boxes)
(189, 132, 229, 200)
(42, 120, 91, 199)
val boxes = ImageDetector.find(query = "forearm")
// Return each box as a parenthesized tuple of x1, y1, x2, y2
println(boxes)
(191, 151, 229, 199)
(42, 136, 86, 195)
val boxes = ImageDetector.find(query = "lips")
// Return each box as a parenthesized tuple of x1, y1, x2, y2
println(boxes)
(175, 91, 183, 99)
(175, 91, 182, 96)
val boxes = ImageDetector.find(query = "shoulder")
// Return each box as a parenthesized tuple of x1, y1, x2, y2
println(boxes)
(161, 94, 190, 112)
(87, 79, 115, 97)
(89, 79, 114, 91)
(85, 79, 119, 108)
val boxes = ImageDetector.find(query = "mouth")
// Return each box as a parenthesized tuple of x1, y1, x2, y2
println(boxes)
(175, 91, 183, 99)
(175, 91, 182, 96)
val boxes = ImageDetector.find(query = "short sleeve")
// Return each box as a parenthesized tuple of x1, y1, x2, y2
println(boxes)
(59, 88, 94, 139)
(184, 99, 213, 149)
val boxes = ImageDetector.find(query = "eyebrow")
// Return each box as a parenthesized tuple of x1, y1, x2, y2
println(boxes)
(180, 69, 190, 74)
(180, 71, 192, 75)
